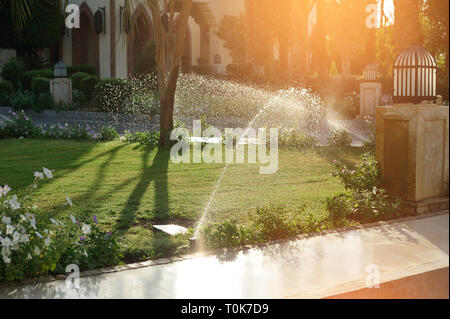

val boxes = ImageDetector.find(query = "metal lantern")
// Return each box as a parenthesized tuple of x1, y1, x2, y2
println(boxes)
(393, 45, 437, 104)
(364, 64, 377, 81)
(95, 7, 106, 34)
(54, 61, 67, 78)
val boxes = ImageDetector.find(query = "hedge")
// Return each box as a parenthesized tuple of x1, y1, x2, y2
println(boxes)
(31, 77, 50, 96)
(67, 65, 96, 77)
(71, 72, 91, 90)
(0, 80, 14, 105)
(0, 58, 26, 90)
(22, 69, 53, 91)
(80, 75, 99, 100)
(93, 78, 133, 112)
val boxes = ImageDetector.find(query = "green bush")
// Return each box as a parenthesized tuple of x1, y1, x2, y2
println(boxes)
(326, 193, 351, 224)
(328, 154, 401, 223)
(67, 64, 96, 77)
(93, 78, 132, 112)
(348, 188, 401, 223)
(31, 77, 50, 96)
(249, 203, 297, 240)
(327, 128, 352, 147)
(201, 220, 251, 249)
(278, 130, 317, 150)
(71, 72, 90, 91)
(72, 89, 85, 109)
(0, 58, 26, 90)
(124, 130, 160, 146)
(22, 69, 53, 91)
(80, 75, 99, 100)
(7, 91, 34, 110)
(331, 154, 379, 193)
(0, 173, 121, 281)
(99, 125, 119, 141)
(0, 80, 13, 104)
(34, 92, 55, 112)
(0, 110, 40, 138)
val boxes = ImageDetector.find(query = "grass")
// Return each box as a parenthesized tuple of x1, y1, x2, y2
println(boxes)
(0, 138, 364, 262)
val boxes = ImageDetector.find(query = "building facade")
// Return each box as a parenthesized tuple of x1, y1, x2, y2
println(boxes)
(60, 0, 245, 79)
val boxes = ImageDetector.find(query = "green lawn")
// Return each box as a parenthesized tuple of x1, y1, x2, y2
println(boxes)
(0, 138, 364, 261)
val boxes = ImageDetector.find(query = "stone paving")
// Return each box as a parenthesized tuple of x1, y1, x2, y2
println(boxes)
(0, 212, 447, 299)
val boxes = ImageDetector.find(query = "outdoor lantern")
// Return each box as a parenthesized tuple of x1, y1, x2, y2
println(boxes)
(95, 7, 106, 34)
(364, 64, 377, 81)
(393, 45, 437, 104)
(54, 61, 67, 78)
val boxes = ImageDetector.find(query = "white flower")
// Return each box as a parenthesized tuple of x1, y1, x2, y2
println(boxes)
(34, 246, 41, 256)
(2, 247, 11, 264)
(1, 237, 11, 247)
(13, 231, 20, 242)
(44, 237, 51, 247)
(27, 253, 32, 260)
(50, 218, 58, 225)
(0, 185, 11, 197)
(6, 225, 15, 235)
(43, 167, 53, 179)
(20, 234, 29, 243)
(8, 195, 21, 210)
(83, 249, 88, 257)
(1, 216, 11, 225)
(81, 223, 91, 235)
(66, 196, 73, 207)
(35, 231, 43, 239)
(70, 215, 78, 224)
(34, 172, 44, 180)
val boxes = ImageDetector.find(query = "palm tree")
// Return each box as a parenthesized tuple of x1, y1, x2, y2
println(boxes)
(123, 0, 192, 146)
(0, 0, 37, 32)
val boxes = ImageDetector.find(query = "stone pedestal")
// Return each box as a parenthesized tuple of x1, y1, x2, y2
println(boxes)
(376, 104, 449, 215)
(50, 78, 72, 106)
(358, 82, 382, 119)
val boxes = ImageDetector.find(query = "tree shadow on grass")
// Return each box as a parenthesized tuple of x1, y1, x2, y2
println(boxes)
(115, 146, 170, 232)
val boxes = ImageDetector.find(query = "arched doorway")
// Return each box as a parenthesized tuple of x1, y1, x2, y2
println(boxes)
(127, 5, 153, 77)
(72, 2, 99, 75)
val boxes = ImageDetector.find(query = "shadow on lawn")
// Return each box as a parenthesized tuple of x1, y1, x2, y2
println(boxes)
(115, 146, 170, 231)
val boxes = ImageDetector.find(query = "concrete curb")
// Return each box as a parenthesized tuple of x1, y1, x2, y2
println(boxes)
(0, 210, 447, 290)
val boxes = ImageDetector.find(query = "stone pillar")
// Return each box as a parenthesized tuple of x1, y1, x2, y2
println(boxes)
(50, 78, 72, 106)
(358, 82, 382, 119)
(376, 103, 449, 215)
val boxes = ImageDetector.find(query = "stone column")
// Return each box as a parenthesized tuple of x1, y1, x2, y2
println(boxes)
(358, 82, 382, 119)
(376, 103, 449, 215)
(50, 78, 72, 106)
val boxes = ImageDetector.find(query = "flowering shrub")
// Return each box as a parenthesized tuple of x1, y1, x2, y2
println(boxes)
(0, 110, 95, 140)
(0, 110, 40, 138)
(99, 125, 119, 141)
(331, 154, 379, 193)
(124, 130, 160, 146)
(344, 91, 360, 118)
(0, 169, 121, 282)
(327, 128, 352, 147)
(278, 129, 317, 150)
(327, 154, 401, 223)
(326, 193, 351, 224)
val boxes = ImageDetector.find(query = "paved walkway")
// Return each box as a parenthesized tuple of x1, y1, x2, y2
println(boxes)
(0, 213, 447, 299)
